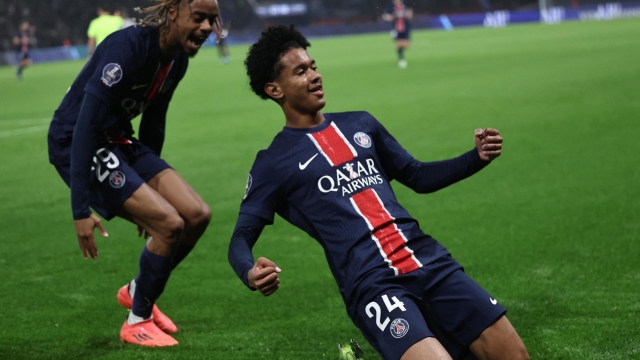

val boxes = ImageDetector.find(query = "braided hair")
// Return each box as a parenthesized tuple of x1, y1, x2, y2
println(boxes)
(245, 25, 311, 100)
(135, 0, 222, 33)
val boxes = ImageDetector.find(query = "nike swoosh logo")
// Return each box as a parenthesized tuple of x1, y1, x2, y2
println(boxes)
(490, 297, 498, 305)
(132, 83, 149, 90)
(299, 153, 319, 170)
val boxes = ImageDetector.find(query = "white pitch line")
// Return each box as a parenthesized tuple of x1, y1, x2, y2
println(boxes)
(0, 125, 50, 138)
(0, 118, 51, 127)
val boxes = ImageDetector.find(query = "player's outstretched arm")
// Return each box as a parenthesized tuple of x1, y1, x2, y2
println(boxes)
(248, 257, 282, 297)
(74, 214, 109, 259)
(392, 128, 503, 194)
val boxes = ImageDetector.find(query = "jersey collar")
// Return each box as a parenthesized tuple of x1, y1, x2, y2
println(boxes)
(281, 113, 332, 135)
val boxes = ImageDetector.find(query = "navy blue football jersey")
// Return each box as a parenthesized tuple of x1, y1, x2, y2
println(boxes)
(48, 25, 188, 165)
(385, 1, 412, 33)
(240, 112, 451, 308)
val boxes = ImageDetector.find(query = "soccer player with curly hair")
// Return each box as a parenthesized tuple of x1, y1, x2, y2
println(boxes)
(48, 0, 222, 347)
(229, 25, 530, 360)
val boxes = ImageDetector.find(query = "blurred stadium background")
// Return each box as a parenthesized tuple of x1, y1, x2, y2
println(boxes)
(1, 0, 639, 359)
(2, 0, 640, 63)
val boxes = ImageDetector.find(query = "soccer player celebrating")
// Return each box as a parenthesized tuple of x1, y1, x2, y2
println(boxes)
(229, 25, 530, 360)
(382, 0, 413, 69)
(47, 0, 222, 347)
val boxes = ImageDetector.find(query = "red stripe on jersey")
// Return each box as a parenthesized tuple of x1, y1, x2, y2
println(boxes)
(351, 188, 422, 275)
(308, 122, 358, 166)
(395, 3, 406, 33)
(146, 61, 174, 100)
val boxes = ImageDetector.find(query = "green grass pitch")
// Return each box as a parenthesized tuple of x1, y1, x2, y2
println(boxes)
(0, 18, 639, 359)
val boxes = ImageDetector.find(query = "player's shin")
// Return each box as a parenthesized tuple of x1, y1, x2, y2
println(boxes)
(171, 244, 195, 270)
(130, 247, 174, 323)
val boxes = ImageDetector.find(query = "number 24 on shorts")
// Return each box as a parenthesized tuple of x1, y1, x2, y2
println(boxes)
(366, 294, 406, 331)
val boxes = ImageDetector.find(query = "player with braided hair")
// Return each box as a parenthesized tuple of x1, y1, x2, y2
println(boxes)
(229, 25, 530, 360)
(48, 0, 221, 347)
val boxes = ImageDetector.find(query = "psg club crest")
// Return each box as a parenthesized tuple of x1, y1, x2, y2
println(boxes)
(390, 318, 409, 339)
(109, 171, 126, 188)
(243, 174, 252, 200)
(101, 63, 123, 87)
(353, 132, 372, 148)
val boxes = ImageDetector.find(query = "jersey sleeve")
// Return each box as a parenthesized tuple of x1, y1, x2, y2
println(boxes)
(87, 19, 97, 38)
(239, 151, 282, 224)
(367, 112, 415, 180)
(228, 213, 269, 289)
(83, 37, 140, 104)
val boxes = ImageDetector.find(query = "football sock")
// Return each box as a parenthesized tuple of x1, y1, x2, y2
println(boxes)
(127, 311, 149, 325)
(171, 244, 195, 270)
(131, 247, 173, 319)
(128, 279, 137, 298)
(397, 48, 405, 60)
(16, 66, 24, 75)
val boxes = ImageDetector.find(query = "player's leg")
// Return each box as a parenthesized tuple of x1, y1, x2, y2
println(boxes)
(145, 168, 211, 269)
(468, 316, 529, 360)
(396, 38, 409, 68)
(117, 183, 184, 345)
(115, 147, 209, 339)
(354, 288, 449, 360)
(16, 53, 28, 80)
(420, 256, 529, 360)
(400, 338, 452, 360)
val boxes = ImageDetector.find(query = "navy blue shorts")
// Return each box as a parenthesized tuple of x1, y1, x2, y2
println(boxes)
(54, 142, 171, 220)
(353, 256, 506, 360)
(391, 30, 410, 40)
(395, 31, 410, 40)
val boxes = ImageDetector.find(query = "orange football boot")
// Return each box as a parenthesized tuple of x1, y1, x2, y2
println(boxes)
(117, 284, 178, 334)
(120, 319, 178, 347)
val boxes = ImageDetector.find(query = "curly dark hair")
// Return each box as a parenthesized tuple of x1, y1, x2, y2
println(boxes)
(245, 25, 311, 100)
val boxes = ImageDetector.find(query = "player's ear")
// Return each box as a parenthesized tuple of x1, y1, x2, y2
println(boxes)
(167, 3, 178, 22)
(264, 82, 283, 101)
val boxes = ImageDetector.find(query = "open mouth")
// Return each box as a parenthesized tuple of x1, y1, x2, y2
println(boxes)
(310, 84, 324, 96)
(187, 34, 208, 49)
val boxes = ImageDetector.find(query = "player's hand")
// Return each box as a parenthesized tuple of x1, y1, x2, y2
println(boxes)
(137, 225, 150, 240)
(248, 257, 282, 297)
(475, 128, 503, 162)
(73, 213, 108, 260)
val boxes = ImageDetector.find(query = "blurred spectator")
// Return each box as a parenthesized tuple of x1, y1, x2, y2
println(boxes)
(87, 3, 123, 57)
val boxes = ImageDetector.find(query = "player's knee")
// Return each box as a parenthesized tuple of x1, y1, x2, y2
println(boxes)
(492, 336, 530, 360)
(512, 344, 530, 360)
(185, 202, 211, 229)
(159, 213, 185, 244)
